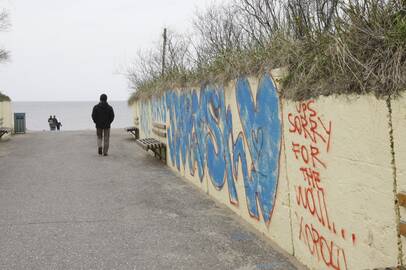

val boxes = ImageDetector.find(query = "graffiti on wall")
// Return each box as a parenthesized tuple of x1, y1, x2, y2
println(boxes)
(152, 95, 166, 123)
(140, 100, 151, 137)
(166, 74, 281, 223)
(140, 96, 167, 137)
(288, 100, 356, 270)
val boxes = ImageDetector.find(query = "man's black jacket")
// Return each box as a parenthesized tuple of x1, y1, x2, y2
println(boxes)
(92, 101, 115, 129)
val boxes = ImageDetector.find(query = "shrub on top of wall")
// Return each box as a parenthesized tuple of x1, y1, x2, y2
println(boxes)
(127, 0, 406, 104)
(0, 91, 10, 102)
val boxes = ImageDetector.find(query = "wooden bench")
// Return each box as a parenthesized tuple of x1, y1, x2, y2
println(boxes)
(0, 118, 11, 139)
(136, 121, 167, 162)
(125, 127, 139, 139)
(152, 122, 166, 138)
(136, 138, 166, 160)
(125, 117, 140, 139)
(0, 127, 11, 139)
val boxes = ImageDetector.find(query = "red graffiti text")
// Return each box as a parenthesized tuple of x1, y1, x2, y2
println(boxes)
(288, 100, 356, 270)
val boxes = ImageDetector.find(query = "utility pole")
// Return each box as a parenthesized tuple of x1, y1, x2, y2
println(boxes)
(161, 28, 167, 77)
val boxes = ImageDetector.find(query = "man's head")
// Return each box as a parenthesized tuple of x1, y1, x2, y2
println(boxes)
(100, 94, 108, 102)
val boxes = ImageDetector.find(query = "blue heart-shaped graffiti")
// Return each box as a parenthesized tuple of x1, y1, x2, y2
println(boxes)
(251, 128, 264, 160)
(235, 74, 281, 223)
(205, 87, 238, 203)
(165, 75, 280, 220)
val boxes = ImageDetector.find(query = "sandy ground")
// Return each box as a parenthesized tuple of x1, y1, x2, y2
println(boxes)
(0, 130, 304, 270)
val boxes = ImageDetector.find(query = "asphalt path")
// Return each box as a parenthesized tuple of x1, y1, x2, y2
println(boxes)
(0, 130, 303, 270)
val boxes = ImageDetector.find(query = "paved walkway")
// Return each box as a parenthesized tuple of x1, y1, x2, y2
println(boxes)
(0, 130, 302, 270)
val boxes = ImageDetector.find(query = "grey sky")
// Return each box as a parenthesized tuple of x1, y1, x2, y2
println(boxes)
(0, 0, 224, 101)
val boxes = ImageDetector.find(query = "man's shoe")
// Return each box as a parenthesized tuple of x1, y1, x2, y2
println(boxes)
(98, 147, 102, 155)
(103, 153, 108, 156)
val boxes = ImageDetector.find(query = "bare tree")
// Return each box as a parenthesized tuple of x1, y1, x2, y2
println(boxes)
(285, 0, 339, 38)
(234, 0, 285, 46)
(127, 29, 194, 96)
(235, 0, 339, 41)
(193, 4, 246, 65)
(164, 30, 194, 73)
(127, 49, 161, 91)
(0, 9, 10, 63)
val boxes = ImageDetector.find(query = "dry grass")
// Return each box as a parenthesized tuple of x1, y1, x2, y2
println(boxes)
(128, 0, 406, 103)
(282, 2, 406, 100)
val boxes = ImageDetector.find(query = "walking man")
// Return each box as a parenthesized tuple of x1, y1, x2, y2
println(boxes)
(92, 94, 115, 156)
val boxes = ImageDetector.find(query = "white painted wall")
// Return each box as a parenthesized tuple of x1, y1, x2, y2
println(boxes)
(284, 96, 398, 269)
(0, 101, 13, 139)
(392, 96, 406, 264)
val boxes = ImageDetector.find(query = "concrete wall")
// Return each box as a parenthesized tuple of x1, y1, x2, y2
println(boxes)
(0, 101, 13, 139)
(285, 96, 398, 269)
(392, 96, 406, 265)
(132, 71, 404, 269)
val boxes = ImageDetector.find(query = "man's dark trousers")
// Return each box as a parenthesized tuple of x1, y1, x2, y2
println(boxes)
(97, 128, 110, 155)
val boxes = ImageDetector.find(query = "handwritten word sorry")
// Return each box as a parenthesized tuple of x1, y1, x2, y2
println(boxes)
(289, 100, 355, 270)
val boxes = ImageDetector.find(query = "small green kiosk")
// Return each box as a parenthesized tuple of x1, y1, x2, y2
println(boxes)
(14, 113, 26, 134)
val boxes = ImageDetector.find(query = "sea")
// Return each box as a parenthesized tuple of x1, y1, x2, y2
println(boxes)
(12, 101, 133, 131)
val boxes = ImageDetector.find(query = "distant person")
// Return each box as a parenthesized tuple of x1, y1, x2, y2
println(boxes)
(56, 118, 62, 131)
(52, 116, 60, 131)
(48, 115, 56, 131)
(91, 94, 115, 156)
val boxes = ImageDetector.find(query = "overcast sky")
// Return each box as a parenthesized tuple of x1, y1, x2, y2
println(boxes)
(0, 0, 224, 101)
